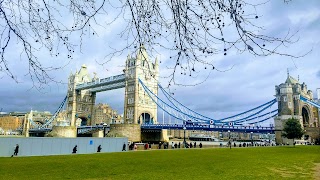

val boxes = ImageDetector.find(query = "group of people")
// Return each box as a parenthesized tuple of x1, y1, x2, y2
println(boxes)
(183, 142, 203, 148)
(160, 141, 203, 149)
(128, 143, 138, 150)
(223, 141, 276, 148)
(128, 141, 204, 150)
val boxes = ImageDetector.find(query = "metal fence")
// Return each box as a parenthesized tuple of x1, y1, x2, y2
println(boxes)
(0, 137, 128, 157)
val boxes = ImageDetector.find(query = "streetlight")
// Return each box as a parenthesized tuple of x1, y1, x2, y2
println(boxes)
(183, 126, 187, 148)
(228, 130, 231, 149)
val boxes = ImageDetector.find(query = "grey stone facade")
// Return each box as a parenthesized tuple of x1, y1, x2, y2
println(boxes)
(123, 45, 159, 125)
(67, 65, 96, 126)
(274, 75, 319, 144)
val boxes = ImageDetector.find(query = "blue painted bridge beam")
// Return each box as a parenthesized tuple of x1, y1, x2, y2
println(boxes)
(141, 124, 275, 134)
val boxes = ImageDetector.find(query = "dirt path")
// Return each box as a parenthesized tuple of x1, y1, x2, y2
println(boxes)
(314, 163, 320, 180)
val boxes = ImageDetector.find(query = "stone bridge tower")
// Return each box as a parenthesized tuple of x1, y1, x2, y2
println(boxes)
(274, 74, 319, 144)
(124, 45, 159, 125)
(66, 65, 97, 126)
(109, 45, 159, 142)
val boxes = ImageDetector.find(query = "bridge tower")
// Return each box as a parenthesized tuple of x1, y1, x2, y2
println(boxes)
(109, 45, 159, 142)
(66, 65, 97, 126)
(124, 45, 159, 125)
(274, 74, 319, 144)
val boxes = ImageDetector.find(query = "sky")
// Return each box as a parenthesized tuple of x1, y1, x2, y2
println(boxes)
(0, 1, 320, 126)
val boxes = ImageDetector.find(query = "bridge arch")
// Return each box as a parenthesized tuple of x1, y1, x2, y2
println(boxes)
(76, 117, 89, 126)
(138, 112, 154, 124)
(302, 105, 311, 127)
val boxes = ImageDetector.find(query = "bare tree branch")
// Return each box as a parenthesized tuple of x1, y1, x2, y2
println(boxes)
(0, 0, 305, 88)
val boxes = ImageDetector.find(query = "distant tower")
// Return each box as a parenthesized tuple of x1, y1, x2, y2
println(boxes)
(67, 65, 97, 126)
(124, 45, 159, 125)
(274, 73, 318, 144)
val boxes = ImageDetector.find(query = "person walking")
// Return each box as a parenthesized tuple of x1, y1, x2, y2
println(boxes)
(194, 142, 196, 148)
(72, 145, 77, 154)
(171, 142, 174, 149)
(97, 145, 102, 152)
(122, 143, 126, 151)
(12, 144, 19, 157)
(199, 143, 202, 148)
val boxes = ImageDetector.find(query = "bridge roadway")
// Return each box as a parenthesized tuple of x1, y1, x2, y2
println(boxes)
(141, 124, 275, 133)
(26, 124, 274, 134)
(75, 74, 125, 92)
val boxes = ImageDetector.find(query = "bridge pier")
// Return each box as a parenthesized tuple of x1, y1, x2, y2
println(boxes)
(141, 129, 169, 142)
(108, 124, 141, 142)
(92, 130, 104, 137)
(46, 126, 77, 137)
(274, 115, 303, 145)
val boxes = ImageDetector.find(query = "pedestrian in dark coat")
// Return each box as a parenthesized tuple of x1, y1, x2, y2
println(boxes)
(97, 145, 102, 152)
(13, 144, 19, 156)
(72, 145, 77, 154)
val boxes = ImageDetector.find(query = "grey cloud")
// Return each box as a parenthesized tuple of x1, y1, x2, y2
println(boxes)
(317, 70, 320, 79)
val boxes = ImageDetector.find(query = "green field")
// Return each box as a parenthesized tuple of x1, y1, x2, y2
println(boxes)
(1, 146, 319, 180)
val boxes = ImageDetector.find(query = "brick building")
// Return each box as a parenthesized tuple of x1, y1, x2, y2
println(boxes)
(0, 112, 25, 131)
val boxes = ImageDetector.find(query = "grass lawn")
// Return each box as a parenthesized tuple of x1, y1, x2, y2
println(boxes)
(1, 146, 319, 180)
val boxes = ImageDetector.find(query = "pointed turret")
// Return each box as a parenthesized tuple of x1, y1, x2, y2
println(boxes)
(285, 75, 299, 85)
(136, 44, 149, 62)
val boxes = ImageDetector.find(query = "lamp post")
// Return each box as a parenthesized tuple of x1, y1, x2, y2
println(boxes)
(228, 130, 231, 149)
(183, 126, 187, 148)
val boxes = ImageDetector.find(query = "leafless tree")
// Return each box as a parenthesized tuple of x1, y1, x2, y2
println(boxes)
(0, 0, 304, 87)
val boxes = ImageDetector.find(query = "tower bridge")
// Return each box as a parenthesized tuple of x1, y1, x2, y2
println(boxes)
(64, 45, 159, 141)
(21, 46, 320, 143)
